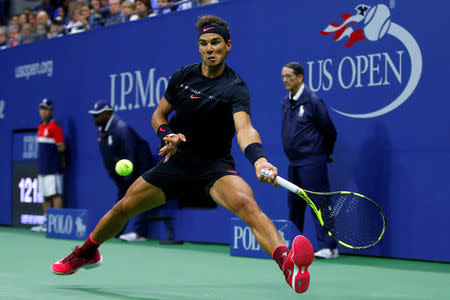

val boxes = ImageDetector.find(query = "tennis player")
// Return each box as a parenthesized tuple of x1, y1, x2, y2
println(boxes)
(50, 15, 314, 294)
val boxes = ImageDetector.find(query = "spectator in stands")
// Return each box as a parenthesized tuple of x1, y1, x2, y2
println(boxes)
(53, 6, 67, 23)
(122, 1, 137, 21)
(6, 24, 19, 47)
(65, 5, 89, 34)
(47, 17, 65, 38)
(34, 0, 56, 20)
(80, 3, 91, 25)
(35, 23, 48, 40)
(98, 0, 110, 24)
(23, 7, 32, 16)
(10, 14, 19, 26)
(88, 101, 155, 241)
(36, 10, 51, 32)
(0, 26, 7, 49)
(156, 0, 173, 14)
(66, 1, 78, 23)
(19, 23, 34, 44)
(29, 12, 38, 27)
(104, 0, 124, 26)
(89, 0, 103, 27)
(90, 0, 102, 15)
(18, 13, 29, 28)
(31, 98, 67, 232)
(134, 0, 155, 19)
(2, 0, 225, 48)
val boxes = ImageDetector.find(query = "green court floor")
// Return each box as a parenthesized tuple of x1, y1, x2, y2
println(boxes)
(1, 226, 449, 299)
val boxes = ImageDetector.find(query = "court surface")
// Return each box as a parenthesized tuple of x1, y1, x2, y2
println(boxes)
(1, 226, 449, 300)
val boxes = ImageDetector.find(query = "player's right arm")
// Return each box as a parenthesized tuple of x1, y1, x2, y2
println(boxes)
(151, 97, 186, 163)
(233, 111, 278, 186)
(151, 96, 173, 132)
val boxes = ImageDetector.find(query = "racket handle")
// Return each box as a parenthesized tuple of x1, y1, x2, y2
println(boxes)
(276, 176, 302, 194)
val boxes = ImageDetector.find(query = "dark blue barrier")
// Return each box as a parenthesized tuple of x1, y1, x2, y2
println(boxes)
(0, 0, 449, 262)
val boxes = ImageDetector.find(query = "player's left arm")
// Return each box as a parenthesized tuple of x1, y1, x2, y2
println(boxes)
(233, 111, 278, 185)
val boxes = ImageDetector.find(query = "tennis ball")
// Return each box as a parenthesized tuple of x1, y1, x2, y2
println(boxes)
(115, 159, 133, 176)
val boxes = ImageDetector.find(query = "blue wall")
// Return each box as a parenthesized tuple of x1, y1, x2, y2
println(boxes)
(1, 0, 449, 262)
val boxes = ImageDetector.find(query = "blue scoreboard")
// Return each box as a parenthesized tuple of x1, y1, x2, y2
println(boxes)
(11, 129, 45, 226)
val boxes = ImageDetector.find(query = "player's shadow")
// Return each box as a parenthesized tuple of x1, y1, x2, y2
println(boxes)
(56, 286, 159, 300)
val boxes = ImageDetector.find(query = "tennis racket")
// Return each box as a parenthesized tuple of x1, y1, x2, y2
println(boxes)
(274, 174, 386, 250)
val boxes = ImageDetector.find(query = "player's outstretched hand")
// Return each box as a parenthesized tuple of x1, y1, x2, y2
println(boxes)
(254, 158, 278, 187)
(159, 133, 186, 163)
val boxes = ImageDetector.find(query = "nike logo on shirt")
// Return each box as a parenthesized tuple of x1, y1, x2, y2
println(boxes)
(190, 94, 202, 99)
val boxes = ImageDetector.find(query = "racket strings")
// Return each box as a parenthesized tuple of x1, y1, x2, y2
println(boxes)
(320, 193, 385, 249)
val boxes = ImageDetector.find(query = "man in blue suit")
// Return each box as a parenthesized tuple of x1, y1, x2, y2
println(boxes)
(281, 62, 338, 259)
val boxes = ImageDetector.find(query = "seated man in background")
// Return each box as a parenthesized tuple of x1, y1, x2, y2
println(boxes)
(6, 24, 20, 47)
(36, 10, 51, 32)
(104, 0, 125, 26)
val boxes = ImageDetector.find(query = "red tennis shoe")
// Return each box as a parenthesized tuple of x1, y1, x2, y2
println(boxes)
(51, 246, 102, 275)
(283, 235, 314, 293)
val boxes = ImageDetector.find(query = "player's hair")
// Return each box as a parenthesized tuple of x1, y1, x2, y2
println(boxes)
(196, 15, 229, 32)
(284, 62, 304, 77)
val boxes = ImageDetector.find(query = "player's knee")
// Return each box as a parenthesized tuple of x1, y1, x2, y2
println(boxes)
(234, 193, 260, 219)
(110, 200, 132, 220)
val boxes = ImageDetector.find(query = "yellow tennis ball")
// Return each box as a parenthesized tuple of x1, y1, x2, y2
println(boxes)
(115, 159, 133, 176)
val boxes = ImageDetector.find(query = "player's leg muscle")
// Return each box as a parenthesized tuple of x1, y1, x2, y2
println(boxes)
(210, 175, 285, 254)
(210, 175, 259, 218)
(113, 177, 165, 218)
(92, 177, 166, 243)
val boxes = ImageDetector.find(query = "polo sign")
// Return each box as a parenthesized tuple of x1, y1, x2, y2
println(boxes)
(230, 218, 299, 259)
(46, 208, 89, 240)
